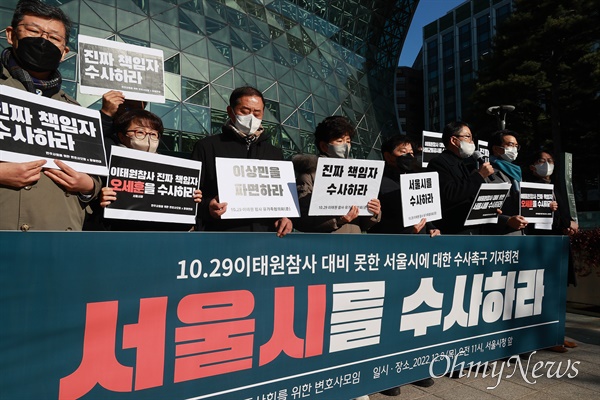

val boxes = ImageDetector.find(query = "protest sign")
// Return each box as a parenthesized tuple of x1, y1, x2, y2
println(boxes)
(399, 171, 442, 227)
(78, 35, 165, 103)
(308, 158, 384, 216)
(519, 182, 554, 224)
(104, 146, 201, 224)
(0, 232, 569, 400)
(0, 85, 107, 176)
(478, 140, 490, 161)
(421, 131, 444, 168)
(215, 157, 300, 219)
(464, 183, 511, 226)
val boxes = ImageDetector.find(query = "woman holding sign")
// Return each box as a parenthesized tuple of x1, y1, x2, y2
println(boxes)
(98, 109, 202, 230)
(292, 116, 381, 234)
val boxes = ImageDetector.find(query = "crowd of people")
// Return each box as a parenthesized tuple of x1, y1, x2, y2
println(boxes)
(0, 1, 579, 399)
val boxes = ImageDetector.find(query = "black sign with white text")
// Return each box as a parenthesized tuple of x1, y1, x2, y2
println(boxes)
(0, 85, 107, 176)
(104, 147, 201, 224)
(464, 183, 511, 226)
(519, 182, 554, 224)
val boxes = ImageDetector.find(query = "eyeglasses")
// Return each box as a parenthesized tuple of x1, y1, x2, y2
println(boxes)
(454, 134, 473, 142)
(17, 23, 66, 47)
(126, 129, 160, 141)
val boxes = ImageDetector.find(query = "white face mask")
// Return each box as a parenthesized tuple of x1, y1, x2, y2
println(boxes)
(501, 146, 518, 162)
(534, 162, 554, 177)
(327, 143, 351, 159)
(129, 136, 158, 153)
(234, 113, 262, 136)
(458, 140, 475, 158)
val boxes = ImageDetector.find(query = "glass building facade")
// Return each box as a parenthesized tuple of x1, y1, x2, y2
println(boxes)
(422, 0, 512, 132)
(1, 0, 418, 159)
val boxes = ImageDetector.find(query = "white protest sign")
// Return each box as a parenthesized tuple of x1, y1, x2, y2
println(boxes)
(308, 158, 384, 216)
(399, 171, 442, 227)
(464, 183, 511, 226)
(104, 146, 201, 224)
(78, 35, 165, 103)
(421, 131, 444, 168)
(0, 85, 108, 176)
(519, 181, 555, 224)
(215, 157, 300, 219)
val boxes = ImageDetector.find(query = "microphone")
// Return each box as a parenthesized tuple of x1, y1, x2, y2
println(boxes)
(472, 150, 488, 164)
(473, 150, 494, 181)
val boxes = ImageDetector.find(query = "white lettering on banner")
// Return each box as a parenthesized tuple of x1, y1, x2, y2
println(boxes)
(399, 278, 444, 336)
(175, 250, 521, 279)
(329, 281, 385, 352)
(400, 269, 545, 337)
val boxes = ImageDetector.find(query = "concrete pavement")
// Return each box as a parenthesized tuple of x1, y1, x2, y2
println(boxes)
(368, 312, 600, 400)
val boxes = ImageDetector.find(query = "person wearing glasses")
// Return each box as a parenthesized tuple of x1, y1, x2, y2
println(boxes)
(0, 0, 101, 231)
(96, 109, 202, 230)
(483, 130, 530, 235)
(99, 90, 147, 156)
(426, 121, 494, 235)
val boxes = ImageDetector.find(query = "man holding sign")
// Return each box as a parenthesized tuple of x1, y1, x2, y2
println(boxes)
(0, 0, 100, 231)
(370, 135, 440, 237)
(191, 86, 292, 237)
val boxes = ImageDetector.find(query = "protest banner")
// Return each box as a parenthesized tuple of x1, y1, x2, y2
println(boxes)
(519, 182, 554, 225)
(464, 183, 511, 226)
(215, 157, 300, 219)
(308, 158, 384, 216)
(399, 171, 442, 227)
(0, 85, 107, 176)
(104, 146, 201, 224)
(78, 35, 165, 103)
(421, 131, 444, 168)
(0, 232, 569, 400)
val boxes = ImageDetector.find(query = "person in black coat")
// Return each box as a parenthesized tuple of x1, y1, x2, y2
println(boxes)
(191, 86, 292, 236)
(370, 135, 440, 236)
(426, 122, 494, 234)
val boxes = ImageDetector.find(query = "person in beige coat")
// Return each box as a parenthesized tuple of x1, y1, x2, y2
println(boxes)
(0, 0, 101, 231)
(292, 116, 380, 233)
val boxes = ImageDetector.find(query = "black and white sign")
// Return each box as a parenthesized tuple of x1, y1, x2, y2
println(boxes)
(478, 140, 490, 161)
(464, 183, 511, 226)
(0, 85, 108, 176)
(399, 171, 442, 227)
(309, 158, 384, 216)
(78, 35, 165, 103)
(104, 146, 201, 224)
(421, 131, 444, 168)
(519, 182, 554, 224)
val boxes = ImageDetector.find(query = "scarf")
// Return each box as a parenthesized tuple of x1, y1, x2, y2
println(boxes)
(491, 156, 522, 190)
(226, 120, 262, 147)
(1, 48, 62, 97)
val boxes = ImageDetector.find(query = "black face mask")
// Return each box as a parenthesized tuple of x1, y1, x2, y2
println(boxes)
(396, 153, 415, 172)
(14, 36, 63, 73)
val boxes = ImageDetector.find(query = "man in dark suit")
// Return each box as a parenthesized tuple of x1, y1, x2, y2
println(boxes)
(426, 121, 494, 234)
